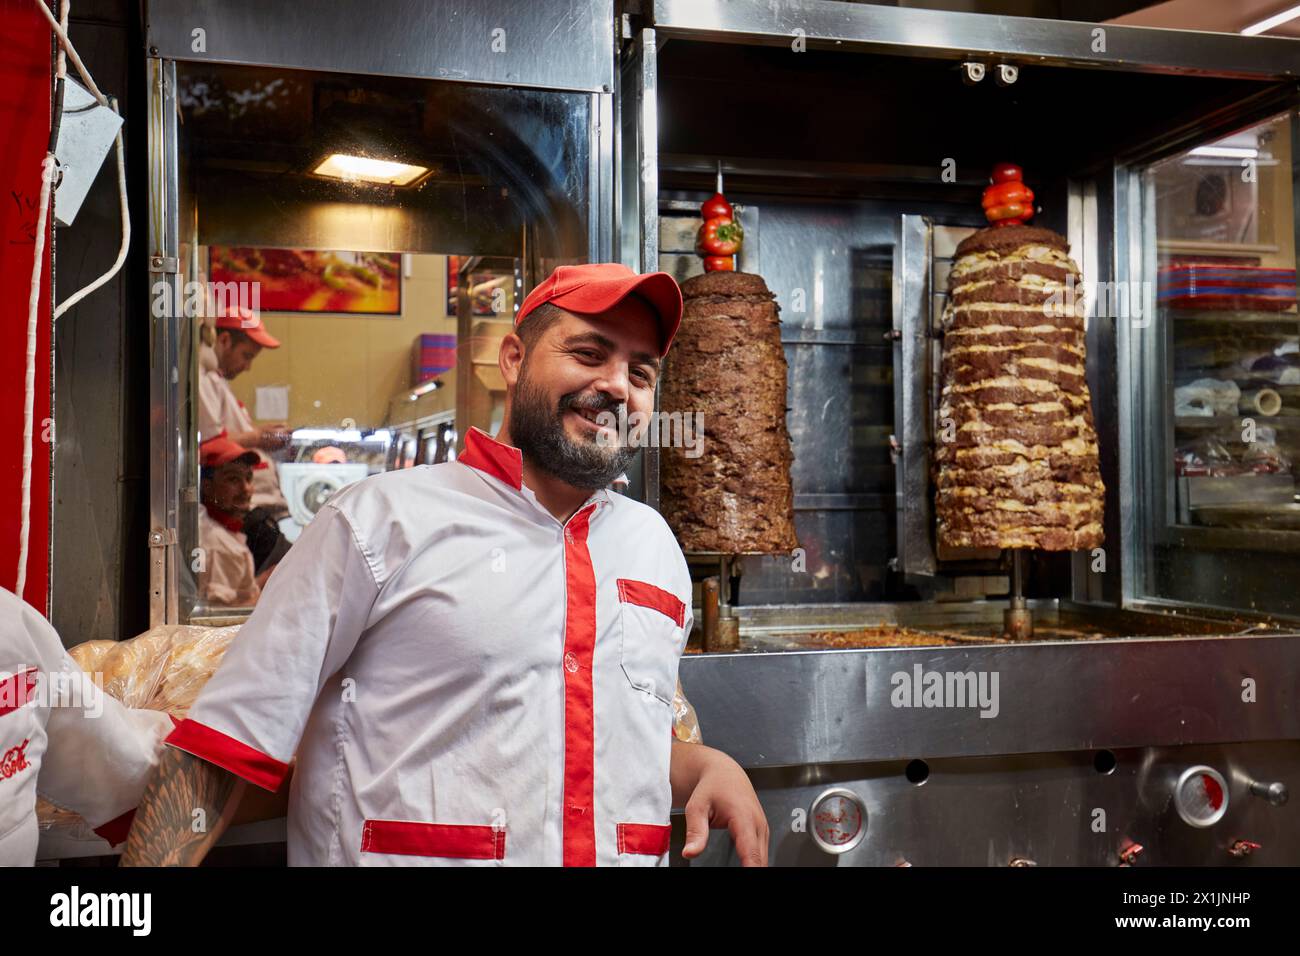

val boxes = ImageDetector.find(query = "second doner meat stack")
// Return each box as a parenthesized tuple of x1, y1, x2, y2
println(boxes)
(935, 224, 1105, 551)
(660, 271, 798, 553)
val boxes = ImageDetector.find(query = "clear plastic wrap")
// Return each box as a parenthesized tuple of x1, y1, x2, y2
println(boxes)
(1242, 426, 1292, 475)
(37, 624, 239, 843)
(671, 678, 703, 744)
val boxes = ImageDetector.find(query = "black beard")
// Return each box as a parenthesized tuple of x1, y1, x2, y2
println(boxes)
(510, 364, 638, 491)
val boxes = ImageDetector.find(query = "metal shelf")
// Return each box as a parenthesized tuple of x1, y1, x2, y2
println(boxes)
(1164, 307, 1299, 324)
(1175, 415, 1300, 430)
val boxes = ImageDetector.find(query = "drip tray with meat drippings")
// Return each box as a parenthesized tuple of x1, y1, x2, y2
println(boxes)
(685, 600, 1299, 654)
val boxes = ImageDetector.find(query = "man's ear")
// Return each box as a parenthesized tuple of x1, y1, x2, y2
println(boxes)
(499, 331, 526, 388)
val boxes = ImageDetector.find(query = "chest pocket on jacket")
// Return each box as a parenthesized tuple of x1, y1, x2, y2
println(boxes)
(617, 579, 687, 706)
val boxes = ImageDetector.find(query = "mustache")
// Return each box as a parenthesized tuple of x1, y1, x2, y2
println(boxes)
(558, 391, 624, 416)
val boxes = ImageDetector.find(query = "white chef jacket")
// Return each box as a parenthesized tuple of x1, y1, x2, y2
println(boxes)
(197, 343, 286, 513)
(197, 507, 261, 608)
(0, 588, 173, 865)
(166, 426, 694, 866)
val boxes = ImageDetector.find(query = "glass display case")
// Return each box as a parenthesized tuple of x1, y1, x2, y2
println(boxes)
(1124, 105, 1300, 618)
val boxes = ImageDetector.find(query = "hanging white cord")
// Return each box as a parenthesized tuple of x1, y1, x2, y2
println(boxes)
(32, 0, 104, 105)
(18, 156, 56, 598)
(34, 0, 130, 320)
(54, 106, 127, 319)
(18, 0, 130, 595)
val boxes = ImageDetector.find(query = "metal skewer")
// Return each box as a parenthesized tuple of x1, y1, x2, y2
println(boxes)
(1003, 548, 1034, 640)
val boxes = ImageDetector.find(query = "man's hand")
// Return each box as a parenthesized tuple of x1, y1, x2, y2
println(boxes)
(234, 424, 290, 452)
(670, 741, 768, 866)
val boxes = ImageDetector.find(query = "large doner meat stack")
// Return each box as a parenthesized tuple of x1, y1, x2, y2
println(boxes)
(660, 271, 798, 553)
(935, 224, 1105, 550)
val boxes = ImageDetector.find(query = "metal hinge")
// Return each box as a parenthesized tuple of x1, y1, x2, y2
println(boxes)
(147, 527, 176, 548)
(148, 255, 179, 274)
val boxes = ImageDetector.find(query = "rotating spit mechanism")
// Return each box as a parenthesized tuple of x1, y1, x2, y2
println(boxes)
(809, 787, 867, 854)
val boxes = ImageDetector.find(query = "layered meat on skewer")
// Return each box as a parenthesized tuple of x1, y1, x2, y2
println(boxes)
(935, 225, 1105, 551)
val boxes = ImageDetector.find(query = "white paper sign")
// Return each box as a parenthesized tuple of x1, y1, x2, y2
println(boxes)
(255, 385, 290, 421)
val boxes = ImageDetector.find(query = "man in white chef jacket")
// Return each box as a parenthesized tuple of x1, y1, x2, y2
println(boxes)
(198, 307, 293, 575)
(0, 588, 173, 865)
(123, 263, 768, 867)
(196, 432, 266, 608)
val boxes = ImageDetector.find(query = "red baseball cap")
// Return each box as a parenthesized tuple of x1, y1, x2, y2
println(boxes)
(214, 304, 280, 349)
(200, 431, 267, 470)
(515, 263, 683, 356)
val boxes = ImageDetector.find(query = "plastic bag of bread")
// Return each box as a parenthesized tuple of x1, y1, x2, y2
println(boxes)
(67, 639, 116, 675)
(65, 624, 237, 716)
(37, 624, 239, 846)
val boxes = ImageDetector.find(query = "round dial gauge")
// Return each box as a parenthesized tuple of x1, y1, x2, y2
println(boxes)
(1174, 765, 1229, 828)
(810, 787, 867, 854)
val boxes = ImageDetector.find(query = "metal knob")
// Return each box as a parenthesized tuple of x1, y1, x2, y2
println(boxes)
(1249, 780, 1288, 806)
(1173, 766, 1229, 828)
(1227, 839, 1261, 858)
(1008, 857, 1037, 867)
(1118, 839, 1144, 867)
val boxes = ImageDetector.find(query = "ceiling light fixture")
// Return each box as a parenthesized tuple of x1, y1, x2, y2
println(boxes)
(1188, 146, 1259, 159)
(312, 153, 429, 186)
(1241, 4, 1300, 36)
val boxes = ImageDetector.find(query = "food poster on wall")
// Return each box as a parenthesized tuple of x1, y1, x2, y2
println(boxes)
(209, 247, 402, 314)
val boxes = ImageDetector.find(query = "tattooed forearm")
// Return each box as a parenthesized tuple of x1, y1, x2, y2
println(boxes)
(119, 747, 247, 866)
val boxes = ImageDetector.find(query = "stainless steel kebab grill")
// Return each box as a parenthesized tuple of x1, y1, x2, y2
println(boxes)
(623, 0, 1300, 866)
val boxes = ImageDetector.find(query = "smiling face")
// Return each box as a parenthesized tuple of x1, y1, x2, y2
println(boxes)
(503, 300, 662, 491)
(201, 460, 254, 515)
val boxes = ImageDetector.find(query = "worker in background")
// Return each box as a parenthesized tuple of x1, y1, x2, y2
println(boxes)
(198, 306, 292, 575)
(0, 588, 172, 865)
(197, 433, 266, 608)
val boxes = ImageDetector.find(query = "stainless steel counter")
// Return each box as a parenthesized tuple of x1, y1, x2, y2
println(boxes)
(677, 600, 1300, 865)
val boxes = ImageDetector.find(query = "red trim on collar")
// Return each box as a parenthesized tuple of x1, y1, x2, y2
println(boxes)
(459, 426, 523, 490)
(204, 503, 245, 535)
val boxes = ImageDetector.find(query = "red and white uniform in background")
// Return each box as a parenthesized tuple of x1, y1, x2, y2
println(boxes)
(197, 342, 287, 513)
(197, 506, 260, 607)
(0, 589, 173, 865)
(166, 426, 694, 866)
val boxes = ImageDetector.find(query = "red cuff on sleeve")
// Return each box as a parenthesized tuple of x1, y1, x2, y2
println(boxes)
(165, 718, 290, 792)
(92, 808, 137, 847)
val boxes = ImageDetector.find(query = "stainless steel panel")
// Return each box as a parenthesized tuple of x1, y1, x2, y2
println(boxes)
(593, 91, 614, 263)
(1067, 177, 1114, 606)
(146, 0, 615, 93)
(146, 58, 180, 627)
(181, 67, 595, 261)
(892, 215, 932, 577)
(736, 507, 896, 606)
(650, 0, 1300, 79)
(680, 741, 1300, 866)
(625, 26, 661, 511)
(679, 632, 1300, 766)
